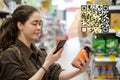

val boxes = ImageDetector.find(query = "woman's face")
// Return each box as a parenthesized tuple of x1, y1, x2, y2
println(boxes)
(19, 11, 42, 42)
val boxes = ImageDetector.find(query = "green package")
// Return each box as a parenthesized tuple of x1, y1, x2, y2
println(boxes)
(92, 35, 106, 56)
(106, 37, 118, 55)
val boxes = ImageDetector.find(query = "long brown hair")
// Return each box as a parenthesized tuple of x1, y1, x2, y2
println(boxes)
(0, 5, 38, 51)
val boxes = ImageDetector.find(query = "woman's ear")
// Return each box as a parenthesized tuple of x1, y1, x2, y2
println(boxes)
(17, 22, 24, 30)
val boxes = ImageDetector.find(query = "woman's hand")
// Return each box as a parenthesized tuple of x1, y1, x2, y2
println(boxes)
(59, 52, 91, 80)
(76, 52, 91, 73)
(44, 47, 64, 66)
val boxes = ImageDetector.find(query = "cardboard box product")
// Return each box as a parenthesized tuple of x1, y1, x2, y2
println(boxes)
(106, 37, 118, 55)
(93, 36, 106, 56)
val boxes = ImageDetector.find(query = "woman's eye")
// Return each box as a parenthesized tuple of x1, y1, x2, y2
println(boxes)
(32, 23, 37, 26)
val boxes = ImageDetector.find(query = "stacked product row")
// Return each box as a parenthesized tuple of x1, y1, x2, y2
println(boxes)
(92, 33, 120, 56)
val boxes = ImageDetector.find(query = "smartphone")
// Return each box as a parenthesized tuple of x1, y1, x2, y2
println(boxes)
(53, 40, 66, 54)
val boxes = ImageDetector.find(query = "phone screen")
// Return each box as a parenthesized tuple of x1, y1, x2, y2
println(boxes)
(53, 40, 66, 54)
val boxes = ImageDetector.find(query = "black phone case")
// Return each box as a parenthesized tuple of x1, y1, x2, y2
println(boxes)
(53, 40, 66, 54)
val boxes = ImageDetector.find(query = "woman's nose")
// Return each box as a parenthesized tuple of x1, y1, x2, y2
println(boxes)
(37, 24, 41, 30)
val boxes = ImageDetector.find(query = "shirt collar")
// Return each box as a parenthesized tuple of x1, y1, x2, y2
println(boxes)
(15, 39, 40, 58)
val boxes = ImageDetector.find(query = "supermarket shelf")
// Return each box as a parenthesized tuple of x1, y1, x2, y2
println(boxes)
(0, 10, 10, 18)
(94, 79, 119, 80)
(109, 6, 120, 10)
(94, 78, 119, 80)
(94, 57, 120, 62)
(94, 77, 120, 80)
(0, 10, 9, 13)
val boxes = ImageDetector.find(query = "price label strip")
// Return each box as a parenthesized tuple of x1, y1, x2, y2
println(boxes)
(96, 55, 104, 61)
(109, 55, 116, 62)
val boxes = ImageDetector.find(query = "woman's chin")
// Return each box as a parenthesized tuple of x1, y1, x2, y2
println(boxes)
(31, 37, 39, 42)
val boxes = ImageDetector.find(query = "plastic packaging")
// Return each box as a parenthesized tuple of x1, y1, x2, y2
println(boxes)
(71, 46, 91, 68)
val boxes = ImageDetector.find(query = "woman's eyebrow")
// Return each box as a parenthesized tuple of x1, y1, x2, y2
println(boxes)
(32, 20, 43, 25)
(32, 20, 41, 22)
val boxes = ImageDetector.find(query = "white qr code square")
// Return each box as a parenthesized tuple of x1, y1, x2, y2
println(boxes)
(81, 27, 87, 33)
(81, 5, 109, 34)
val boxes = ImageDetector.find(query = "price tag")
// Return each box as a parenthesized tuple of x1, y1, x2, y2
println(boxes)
(42, 0, 50, 9)
(109, 55, 116, 61)
(97, 77, 104, 80)
(116, 30, 120, 37)
(96, 55, 103, 61)
(96, 55, 103, 58)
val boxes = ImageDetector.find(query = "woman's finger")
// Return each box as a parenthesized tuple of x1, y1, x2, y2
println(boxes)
(49, 46, 57, 55)
(56, 47, 64, 56)
(83, 53, 89, 62)
(76, 62, 83, 69)
(89, 52, 92, 59)
(80, 58, 85, 66)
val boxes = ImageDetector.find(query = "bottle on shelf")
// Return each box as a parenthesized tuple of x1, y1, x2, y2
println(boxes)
(107, 65, 114, 78)
(101, 65, 107, 78)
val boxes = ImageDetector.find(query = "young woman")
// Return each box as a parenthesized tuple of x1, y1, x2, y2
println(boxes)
(0, 5, 91, 80)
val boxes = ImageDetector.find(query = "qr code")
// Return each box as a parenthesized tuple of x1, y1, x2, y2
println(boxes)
(81, 5, 109, 34)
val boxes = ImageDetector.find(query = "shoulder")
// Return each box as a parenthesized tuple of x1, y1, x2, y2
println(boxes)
(2, 47, 16, 56)
(1, 47, 19, 61)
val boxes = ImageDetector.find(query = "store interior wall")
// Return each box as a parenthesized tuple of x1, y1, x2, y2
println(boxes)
(56, 0, 90, 80)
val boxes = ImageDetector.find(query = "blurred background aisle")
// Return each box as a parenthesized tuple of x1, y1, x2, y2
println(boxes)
(0, 0, 120, 80)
